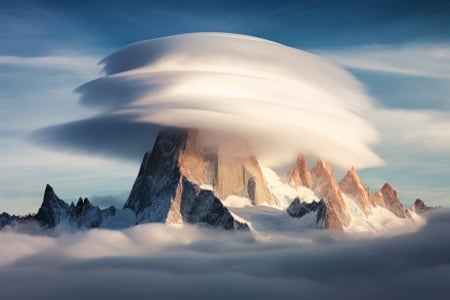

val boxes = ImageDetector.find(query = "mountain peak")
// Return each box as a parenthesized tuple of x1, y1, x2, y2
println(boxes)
(408, 198, 439, 215)
(36, 185, 70, 227)
(124, 128, 250, 229)
(379, 182, 406, 218)
(287, 154, 312, 188)
(310, 159, 350, 230)
(338, 167, 372, 216)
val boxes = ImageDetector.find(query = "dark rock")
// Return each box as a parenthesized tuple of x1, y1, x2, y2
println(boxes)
(287, 198, 327, 228)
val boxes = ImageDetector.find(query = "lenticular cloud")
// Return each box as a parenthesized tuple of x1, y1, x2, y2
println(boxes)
(77, 33, 382, 168)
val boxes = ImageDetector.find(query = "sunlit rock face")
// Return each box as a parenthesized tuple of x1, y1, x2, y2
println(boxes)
(338, 167, 372, 216)
(310, 160, 350, 230)
(178, 130, 277, 206)
(287, 155, 312, 189)
(379, 183, 407, 218)
(124, 128, 251, 229)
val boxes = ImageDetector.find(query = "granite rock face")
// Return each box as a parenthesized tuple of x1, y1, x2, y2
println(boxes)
(124, 128, 249, 230)
(379, 183, 407, 218)
(287, 155, 312, 189)
(310, 160, 350, 230)
(338, 167, 372, 216)
(287, 198, 326, 228)
(178, 130, 277, 206)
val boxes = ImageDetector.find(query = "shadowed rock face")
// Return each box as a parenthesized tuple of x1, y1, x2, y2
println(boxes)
(35, 184, 71, 227)
(178, 177, 248, 230)
(36, 185, 116, 228)
(0, 212, 12, 229)
(0, 185, 117, 230)
(338, 167, 372, 216)
(310, 160, 350, 230)
(408, 198, 440, 215)
(124, 129, 186, 223)
(287, 198, 326, 228)
(124, 128, 249, 230)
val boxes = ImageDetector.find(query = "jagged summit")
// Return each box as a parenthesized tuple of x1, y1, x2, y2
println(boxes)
(408, 198, 440, 215)
(338, 167, 372, 216)
(283, 155, 431, 232)
(0, 130, 435, 236)
(379, 183, 406, 218)
(310, 159, 350, 230)
(287, 154, 312, 189)
(124, 128, 249, 230)
(124, 128, 277, 223)
(36, 184, 71, 227)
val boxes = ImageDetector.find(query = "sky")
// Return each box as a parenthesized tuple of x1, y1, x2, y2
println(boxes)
(1, 0, 450, 214)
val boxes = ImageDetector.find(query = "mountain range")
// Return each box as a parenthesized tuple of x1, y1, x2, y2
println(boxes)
(0, 128, 437, 236)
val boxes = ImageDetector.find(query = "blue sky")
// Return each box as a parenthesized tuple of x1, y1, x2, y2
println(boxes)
(1, 0, 449, 213)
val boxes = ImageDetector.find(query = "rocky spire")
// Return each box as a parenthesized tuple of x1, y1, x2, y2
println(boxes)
(35, 184, 71, 227)
(338, 167, 372, 216)
(124, 128, 249, 230)
(408, 198, 439, 215)
(379, 183, 406, 218)
(287, 154, 312, 189)
(310, 160, 350, 230)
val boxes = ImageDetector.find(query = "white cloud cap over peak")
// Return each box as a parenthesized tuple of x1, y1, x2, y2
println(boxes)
(77, 32, 382, 169)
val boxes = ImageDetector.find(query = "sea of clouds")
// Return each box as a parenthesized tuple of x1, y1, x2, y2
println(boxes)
(1, 209, 449, 300)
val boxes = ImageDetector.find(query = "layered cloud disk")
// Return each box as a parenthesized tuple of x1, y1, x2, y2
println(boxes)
(73, 33, 382, 168)
(1, 210, 450, 299)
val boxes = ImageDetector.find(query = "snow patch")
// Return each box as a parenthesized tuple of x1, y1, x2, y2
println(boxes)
(261, 167, 318, 208)
(223, 195, 252, 208)
(342, 193, 425, 236)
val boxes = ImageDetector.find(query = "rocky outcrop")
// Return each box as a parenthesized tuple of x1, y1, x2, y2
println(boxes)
(35, 184, 116, 228)
(408, 198, 439, 215)
(338, 167, 372, 216)
(287, 155, 312, 189)
(178, 177, 248, 230)
(35, 184, 72, 227)
(287, 198, 326, 228)
(379, 183, 406, 218)
(0, 212, 12, 229)
(310, 160, 350, 230)
(124, 128, 249, 230)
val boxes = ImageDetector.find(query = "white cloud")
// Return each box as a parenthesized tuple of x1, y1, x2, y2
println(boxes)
(0, 54, 100, 77)
(371, 109, 450, 152)
(1, 210, 450, 299)
(315, 44, 450, 79)
(74, 32, 383, 169)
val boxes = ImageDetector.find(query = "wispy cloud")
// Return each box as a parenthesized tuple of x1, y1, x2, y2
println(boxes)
(0, 54, 100, 77)
(315, 44, 450, 79)
(371, 109, 450, 152)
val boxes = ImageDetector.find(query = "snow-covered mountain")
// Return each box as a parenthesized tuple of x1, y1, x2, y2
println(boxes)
(0, 128, 437, 237)
(0, 184, 135, 231)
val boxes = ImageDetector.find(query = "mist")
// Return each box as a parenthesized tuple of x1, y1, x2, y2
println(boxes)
(1, 209, 449, 300)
